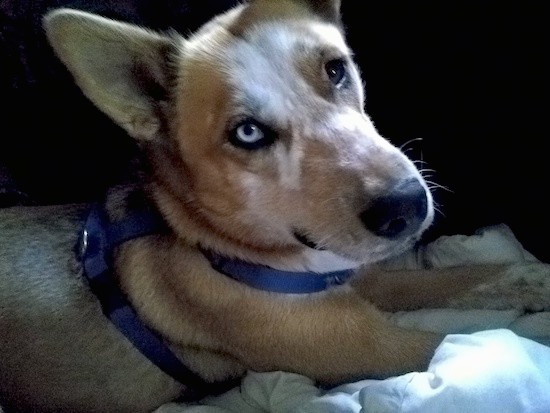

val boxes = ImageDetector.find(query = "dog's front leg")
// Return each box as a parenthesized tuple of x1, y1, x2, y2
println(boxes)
(121, 246, 442, 385)
(352, 263, 550, 313)
(189, 282, 442, 385)
(351, 264, 507, 312)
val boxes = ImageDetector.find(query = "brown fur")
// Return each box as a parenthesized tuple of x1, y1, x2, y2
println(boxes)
(1, 1, 545, 412)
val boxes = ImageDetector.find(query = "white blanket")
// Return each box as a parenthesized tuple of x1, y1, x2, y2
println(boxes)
(155, 225, 550, 413)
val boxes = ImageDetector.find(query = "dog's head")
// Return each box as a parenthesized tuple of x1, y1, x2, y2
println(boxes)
(44, 0, 434, 269)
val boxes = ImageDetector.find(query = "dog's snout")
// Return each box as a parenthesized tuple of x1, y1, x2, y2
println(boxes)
(360, 178, 428, 238)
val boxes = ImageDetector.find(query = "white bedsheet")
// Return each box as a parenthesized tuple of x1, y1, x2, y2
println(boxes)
(155, 225, 550, 413)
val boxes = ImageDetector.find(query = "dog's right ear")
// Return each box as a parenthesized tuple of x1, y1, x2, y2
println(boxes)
(43, 9, 178, 142)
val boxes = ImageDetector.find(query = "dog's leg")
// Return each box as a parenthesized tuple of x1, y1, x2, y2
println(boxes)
(352, 264, 505, 312)
(222, 291, 441, 384)
(352, 264, 550, 313)
(117, 245, 442, 385)
(166, 273, 442, 384)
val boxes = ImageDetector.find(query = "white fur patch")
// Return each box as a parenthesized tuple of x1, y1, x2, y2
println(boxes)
(224, 20, 350, 188)
(301, 249, 360, 273)
(274, 139, 303, 189)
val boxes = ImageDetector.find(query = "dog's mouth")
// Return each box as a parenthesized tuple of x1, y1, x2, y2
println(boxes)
(293, 230, 326, 250)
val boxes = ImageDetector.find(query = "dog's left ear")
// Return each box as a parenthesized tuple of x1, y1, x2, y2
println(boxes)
(253, 0, 341, 24)
(43, 8, 177, 142)
(298, 0, 341, 23)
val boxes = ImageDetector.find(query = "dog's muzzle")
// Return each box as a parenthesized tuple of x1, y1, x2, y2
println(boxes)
(360, 178, 429, 238)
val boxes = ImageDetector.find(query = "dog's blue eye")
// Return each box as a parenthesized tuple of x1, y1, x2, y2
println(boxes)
(237, 123, 262, 143)
(325, 58, 347, 87)
(229, 120, 275, 150)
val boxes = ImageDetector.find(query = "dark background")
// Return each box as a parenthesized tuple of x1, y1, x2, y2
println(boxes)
(342, 2, 547, 261)
(1, 1, 547, 262)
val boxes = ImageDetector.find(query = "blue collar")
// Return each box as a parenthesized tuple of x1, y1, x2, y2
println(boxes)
(78, 203, 354, 390)
(202, 250, 354, 293)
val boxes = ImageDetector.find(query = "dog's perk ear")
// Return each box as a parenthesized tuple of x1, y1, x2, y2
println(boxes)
(299, 0, 341, 23)
(255, 0, 341, 24)
(43, 8, 177, 141)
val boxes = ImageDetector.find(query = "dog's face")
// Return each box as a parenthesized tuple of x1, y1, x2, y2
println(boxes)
(44, 0, 433, 266)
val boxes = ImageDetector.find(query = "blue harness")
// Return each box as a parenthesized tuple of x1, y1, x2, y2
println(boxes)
(78, 203, 354, 395)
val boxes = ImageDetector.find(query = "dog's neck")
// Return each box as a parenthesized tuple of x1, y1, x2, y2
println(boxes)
(98, 183, 359, 302)
(104, 181, 360, 275)
(150, 182, 360, 273)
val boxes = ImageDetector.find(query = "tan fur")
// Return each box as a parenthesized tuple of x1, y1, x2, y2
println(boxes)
(1, 1, 546, 412)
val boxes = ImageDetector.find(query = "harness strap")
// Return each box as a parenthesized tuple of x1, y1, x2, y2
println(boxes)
(79, 204, 235, 398)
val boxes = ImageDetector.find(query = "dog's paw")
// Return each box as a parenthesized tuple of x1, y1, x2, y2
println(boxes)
(449, 262, 550, 312)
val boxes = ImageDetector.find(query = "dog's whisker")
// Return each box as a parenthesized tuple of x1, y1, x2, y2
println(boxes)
(413, 159, 428, 166)
(319, 195, 346, 207)
(418, 168, 437, 174)
(421, 174, 435, 180)
(399, 137, 423, 151)
(426, 181, 453, 193)
(306, 221, 349, 249)
(433, 205, 446, 218)
(402, 147, 416, 157)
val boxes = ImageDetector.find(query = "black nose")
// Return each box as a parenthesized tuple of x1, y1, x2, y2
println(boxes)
(360, 178, 429, 238)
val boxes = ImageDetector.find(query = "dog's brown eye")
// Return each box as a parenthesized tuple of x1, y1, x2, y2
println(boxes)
(229, 120, 275, 150)
(325, 58, 347, 87)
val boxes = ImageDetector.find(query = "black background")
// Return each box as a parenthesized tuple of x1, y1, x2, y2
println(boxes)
(343, 2, 547, 261)
(1, 1, 547, 262)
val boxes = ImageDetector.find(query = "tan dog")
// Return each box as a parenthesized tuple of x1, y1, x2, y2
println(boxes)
(1, 1, 547, 412)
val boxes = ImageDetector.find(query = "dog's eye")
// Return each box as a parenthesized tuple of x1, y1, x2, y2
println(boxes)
(229, 120, 275, 150)
(325, 58, 347, 87)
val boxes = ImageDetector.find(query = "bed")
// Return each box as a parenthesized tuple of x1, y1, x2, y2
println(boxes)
(155, 224, 550, 413)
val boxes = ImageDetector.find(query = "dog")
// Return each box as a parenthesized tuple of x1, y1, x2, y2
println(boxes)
(1, 1, 548, 412)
